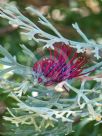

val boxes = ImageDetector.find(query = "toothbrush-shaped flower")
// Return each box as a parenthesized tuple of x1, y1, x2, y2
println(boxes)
(33, 42, 93, 86)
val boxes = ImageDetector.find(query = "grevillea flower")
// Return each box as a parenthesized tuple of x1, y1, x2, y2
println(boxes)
(33, 42, 92, 86)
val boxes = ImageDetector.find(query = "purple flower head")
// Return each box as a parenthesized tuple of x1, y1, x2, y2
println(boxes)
(33, 42, 91, 86)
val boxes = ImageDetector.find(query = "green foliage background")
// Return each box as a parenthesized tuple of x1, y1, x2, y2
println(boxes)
(0, 0, 102, 136)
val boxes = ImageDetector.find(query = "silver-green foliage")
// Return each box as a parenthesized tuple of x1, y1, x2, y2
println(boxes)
(0, 4, 102, 135)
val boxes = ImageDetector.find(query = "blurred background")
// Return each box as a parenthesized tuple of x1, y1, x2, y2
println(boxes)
(0, 0, 102, 136)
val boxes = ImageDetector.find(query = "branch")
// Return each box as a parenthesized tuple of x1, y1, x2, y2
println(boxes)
(0, 5, 102, 59)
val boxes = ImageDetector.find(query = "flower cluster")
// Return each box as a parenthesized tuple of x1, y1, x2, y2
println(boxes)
(33, 42, 91, 86)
